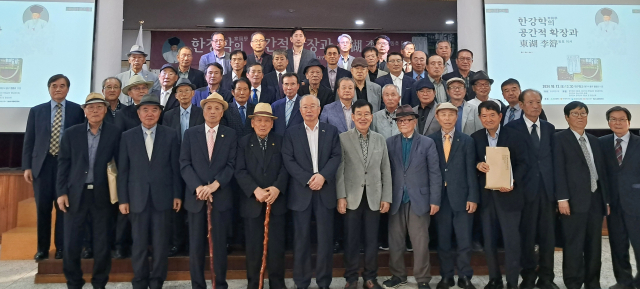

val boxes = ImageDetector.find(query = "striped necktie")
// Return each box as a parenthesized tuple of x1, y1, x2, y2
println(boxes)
(49, 103, 62, 155)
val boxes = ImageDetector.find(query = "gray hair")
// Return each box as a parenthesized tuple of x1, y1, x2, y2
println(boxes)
(382, 84, 399, 96)
(300, 94, 320, 106)
(436, 39, 452, 47)
(337, 34, 352, 43)
(102, 77, 122, 89)
(251, 31, 265, 41)
(273, 48, 287, 57)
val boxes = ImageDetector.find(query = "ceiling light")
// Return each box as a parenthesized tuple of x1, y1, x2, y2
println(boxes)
(214, 18, 224, 23)
(446, 20, 455, 25)
(355, 20, 364, 25)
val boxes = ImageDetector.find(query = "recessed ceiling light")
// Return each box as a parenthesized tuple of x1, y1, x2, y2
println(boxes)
(355, 20, 364, 25)
(214, 18, 224, 23)
(446, 20, 455, 25)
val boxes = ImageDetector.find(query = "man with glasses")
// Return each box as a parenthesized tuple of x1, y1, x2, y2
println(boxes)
(320, 45, 352, 93)
(374, 35, 391, 72)
(425, 55, 448, 104)
(443, 49, 476, 101)
(176, 46, 206, 89)
(375, 52, 417, 107)
(247, 32, 274, 74)
(338, 34, 355, 70)
(363, 47, 388, 83)
(221, 50, 247, 91)
(467, 71, 504, 109)
(500, 78, 548, 125)
(446, 78, 482, 135)
(116, 45, 160, 106)
(198, 32, 231, 74)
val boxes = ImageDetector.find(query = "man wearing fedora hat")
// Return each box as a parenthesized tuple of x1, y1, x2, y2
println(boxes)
(115, 45, 160, 106)
(117, 94, 182, 289)
(56, 93, 120, 289)
(114, 74, 154, 133)
(383, 104, 441, 289)
(467, 71, 504, 109)
(181, 93, 237, 289)
(298, 59, 334, 110)
(235, 102, 289, 289)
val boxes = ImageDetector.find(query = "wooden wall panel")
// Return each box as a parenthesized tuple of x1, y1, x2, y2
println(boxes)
(0, 170, 34, 238)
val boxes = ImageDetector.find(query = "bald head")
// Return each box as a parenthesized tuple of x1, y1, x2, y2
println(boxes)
(411, 51, 427, 74)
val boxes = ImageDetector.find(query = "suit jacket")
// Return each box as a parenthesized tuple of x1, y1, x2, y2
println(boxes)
(371, 109, 400, 139)
(117, 125, 182, 213)
(184, 68, 207, 89)
(413, 104, 442, 136)
(22, 100, 85, 178)
(247, 53, 274, 74)
(501, 105, 547, 123)
(286, 48, 315, 80)
(353, 81, 382, 113)
(114, 104, 141, 132)
(252, 85, 278, 105)
(366, 69, 388, 83)
(56, 122, 120, 212)
(264, 70, 288, 100)
(319, 101, 354, 134)
(282, 122, 342, 211)
(115, 70, 160, 105)
(180, 124, 236, 213)
(235, 132, 289, 218)
(336, 129, 392, 210)
(298, 83, 334, 110)
(374, 73, 418, 107)
(320, 67, 352, 93)
(427, 130, 479, 211)
(505, 117, 555, 202)
(599, 133, 640, 216)
(271, 96, 303, 136)
(220, 70, 247, 92)
(221, 101, 255, 138)
(442, 70, 476, 101)
(162, 105, 205, 140)
(470, 126, 530, 212)
(193, 86, 233, 106)
(152, 89, 179, 113)
(378, 61, 388, 72)
(386, 133, 442, 216)
(458, 101, 484, 135)
(554, 129, 609, 214)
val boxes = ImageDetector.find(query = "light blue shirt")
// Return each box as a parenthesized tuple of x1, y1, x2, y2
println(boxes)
(235, 100, 248, 120)
(503, 104, 523, 125)
(410, 70, 426, 81)
(180, 105, 192, 140)
(142, 124, 157, 142)
(487, 126, 500, 147)
(86, 123, 102, 184)
(198, 51, 231, 75)
(50, 100, 66, 142)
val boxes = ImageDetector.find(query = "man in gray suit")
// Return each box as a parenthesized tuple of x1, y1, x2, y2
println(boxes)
(115, 45, 160, 106)
(286, 27, 315, 80)
(447, 78, 482, 135)
(371, 84, 401, 139)
(337, 99, 392, 289)
(351, 57, 382, 112)
(413, 78, 441, 136)
(383, 104, 442, 289)
(320, 78, 356, 134)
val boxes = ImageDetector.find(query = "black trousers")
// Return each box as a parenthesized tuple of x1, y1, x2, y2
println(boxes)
(560, 189, 604, 289)
(171, 208, 188, 250)
(115, 205, 132, 251)
(129, 204, 171, 289)
(608, 206, 640, 288)
(520, 184, 556, 283)
(62, 187, 113, 289)
(344, 192, 380, 283)
(33, 153, 64, 252)
(481, 192, 521, 285)
(188, 208, 230, 289)
(437, 190, 473, 279)
(245, 206, 286, 289)
(293, 193, 334, 288)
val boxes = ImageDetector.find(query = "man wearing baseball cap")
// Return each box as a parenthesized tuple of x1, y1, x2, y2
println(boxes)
(351, 57, 382, 112)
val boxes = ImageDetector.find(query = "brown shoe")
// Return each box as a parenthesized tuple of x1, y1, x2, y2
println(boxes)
(345, 281, 357, 289)
(364, 279, 383, 289)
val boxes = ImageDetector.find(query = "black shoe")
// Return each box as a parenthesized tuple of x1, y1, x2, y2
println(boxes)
(379, 241, 389, 251)
(406, 240, 413, 252)
(485, 279, 504, 289)
(506, 283, 518, 289)
(333, 241, 343, 253)
(609, 284, 634, 289)
(34, 251, 49, 261)
(383, 276, 407, 288)
(458, 276, 476, 289)
(360, 246, 365, 253)
(54, 249, 63, 259)
(319, 287, 330, 289)
(81, 248, 93, 259)
(93, 286, 106, 289)
(472, 241, 484, 252)
(364, 279, 383, 289)
(437, 278, 454, 289)
(520, 277, 536, 289)
(226, 243, 232, 255)
(168, 246, 179, 257)
(113, 248, 128, 259)
(418, 282, 431, 289)
(345, 281, 357, 289)
(537, 280, 559, 289)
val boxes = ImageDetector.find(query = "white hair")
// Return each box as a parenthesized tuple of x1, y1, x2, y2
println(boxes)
(299, 94, 320, 106)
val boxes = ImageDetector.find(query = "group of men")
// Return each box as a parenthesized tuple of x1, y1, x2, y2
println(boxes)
(21, 27, 640, 289)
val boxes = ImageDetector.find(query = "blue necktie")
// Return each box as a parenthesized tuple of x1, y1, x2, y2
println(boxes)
(239, 105, 246, 125)
(508, 107, 516, 123)
(285, 99, 293, 125)
(251, 88, 258, 105)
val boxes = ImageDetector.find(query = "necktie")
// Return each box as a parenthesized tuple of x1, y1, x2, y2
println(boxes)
(49, 103, 63, 155)
(508, 107, 516, 123)
(285, 99, 294, 125)
(239, 105, 246, 125)
(260, 138, 267, 156)
(329, 70, 336, 91)
(207, 128, 215, 160)
(343, 60, 348, 70)
(251, 88, 258, 105)
(444, 134, 451, 162)
(578, 136, 598, 192)
(277, 73, 284, 98)
(181, 110, 189, 140)
(530, 124, 540, 151)
(145, 130, 153, 160)
(416, 74, 421, 81)
(615, 138, 623, 166)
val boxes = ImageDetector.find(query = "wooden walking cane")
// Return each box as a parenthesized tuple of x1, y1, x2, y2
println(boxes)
(258, 203, 272, 289)
(207, 200, 216, 289)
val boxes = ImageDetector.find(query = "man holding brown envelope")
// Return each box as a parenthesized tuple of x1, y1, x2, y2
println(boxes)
(470, 101, 530, 289)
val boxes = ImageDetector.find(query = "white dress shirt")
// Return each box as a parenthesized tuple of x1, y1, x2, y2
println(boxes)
(390, 72, 405, 97)
(251, 85, 262, 102)
(468, 97, 502, 108)
(160, 89, 171, 106)
(523, 116, 541, 139)
(204, 123, 220, 142)
(304, 120, 320, 173)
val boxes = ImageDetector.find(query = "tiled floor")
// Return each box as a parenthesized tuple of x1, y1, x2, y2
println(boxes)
(0, 237, 635, 289)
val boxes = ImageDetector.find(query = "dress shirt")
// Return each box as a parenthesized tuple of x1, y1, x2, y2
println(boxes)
(204, 123, 219, 144)
(522, 116, 541, 139)
(293, 48, 302, 73)
(368, 68, 380, 82)
(417, 101, 435, 134)
(468, 97, 502, 108)
(327, 67, 338, 91)
(444, 59, 454, 74)
(615, 131, 630, 159)
(357, 129, 370, 163)
(390, 72, 405, 97)
(403, 60, 412, 73)
(411, 70, 426, 81)
(178, 67, 190, 79)
(503, 104, 523, 125)
(251, 85, 262, 103)
(428, 75, 448, 103)
(179, 105, 192, 140)
(160, 89, 171, 106)
(235, 100, 248, 120)
(341, 100, 355, 130)
(304, 121, 320, 173)
(50, 99, 67, 130)
(86, 123, 102, 183)
(232, 71, 241, 81)
(339, 55, 351, 70)
(355, 83, 368, 101)
(455, 102, 464, 132)
(571, 129, 595, 166)
(441, 128, 455, 144)
(486, 127, 500, 147)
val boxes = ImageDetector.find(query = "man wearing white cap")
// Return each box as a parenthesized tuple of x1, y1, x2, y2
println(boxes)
(115, 45, 160, 106)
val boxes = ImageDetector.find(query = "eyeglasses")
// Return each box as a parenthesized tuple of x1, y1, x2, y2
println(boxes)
(104, 86, 120, 90)
(354, 112, 372, 118)
(251, 40, 266, 43)
(211, 39, 225, 43)
(301, 105, 319, 110)
(474, 83, 490, 88)
(457, 57, 473, 62)
(608, 118, 628, 123)
(448, 86, 465, 91)
(388, 59, 403, 64)
(570, 112, 588, 118)
(397, 118, 414, 124)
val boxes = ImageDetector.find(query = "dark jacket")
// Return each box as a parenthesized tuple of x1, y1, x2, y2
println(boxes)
(599, 133, 640, 216)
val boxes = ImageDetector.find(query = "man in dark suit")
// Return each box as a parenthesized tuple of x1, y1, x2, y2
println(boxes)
(599, 106, 640, 289)
(176, 47, 206, 89)
(500, 79, 547, 125)
(282, 94, 342, 289)
(436, 40, 458, 75)
(156, 63, 180, 113)
(247, 31, 274, 74)
(298, 59, 334, 110)
(471, 101, 530, 289)
(505, 89, 558, 289)
(442, 49, 476, 101)
(221, 78, 256, 138)
(555, 101, 610, 289)
(320, 45, 353, 93)
(374, 35, 390, 72)
(405, 51, 427, 81)
(221, 50, 247, 91)
(102, 77, 123, 124)
(162, 78, 204, 257)
(428, 103, 478, 289)
(193, 63, 233, 105)
(117, 94, 182, 289)
(180, 93, 237, 289)
(247, 63, 277, 104)
(56, 93, 120, 289)
(264, 49, 290, 100)
(287, 27, 315, 80)
(22, 74, 85, 261)
(383, 104, 441, 289)
(374, 52, 417, 107)
(235, 103, 288, 289)
(271, 72, 303, 136)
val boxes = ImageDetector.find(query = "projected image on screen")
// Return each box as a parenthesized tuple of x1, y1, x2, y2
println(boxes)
(484, 1, 640, 105)
(0, 0, 95, 107)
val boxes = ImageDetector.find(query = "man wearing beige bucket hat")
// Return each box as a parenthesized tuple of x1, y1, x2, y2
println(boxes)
(114, 74, 154, 132)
